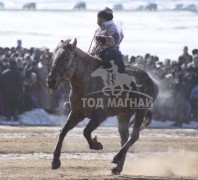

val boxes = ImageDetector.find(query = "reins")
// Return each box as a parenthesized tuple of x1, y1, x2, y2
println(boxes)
(50, 45, 96, 89)
(87, 36, 96, 53)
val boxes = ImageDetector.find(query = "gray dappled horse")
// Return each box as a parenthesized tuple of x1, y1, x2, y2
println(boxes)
(47, 39, 158, 175)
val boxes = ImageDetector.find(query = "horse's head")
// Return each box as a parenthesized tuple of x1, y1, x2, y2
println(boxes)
(47, 39, 77, 90)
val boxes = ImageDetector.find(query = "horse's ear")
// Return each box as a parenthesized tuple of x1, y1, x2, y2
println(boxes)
(71, 38, 77, 49)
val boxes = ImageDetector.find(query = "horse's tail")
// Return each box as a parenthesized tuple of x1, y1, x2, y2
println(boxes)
(153, 81, 159, 101)
(129, 110, 152, 130)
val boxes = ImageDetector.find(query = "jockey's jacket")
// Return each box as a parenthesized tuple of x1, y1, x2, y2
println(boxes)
(91, 20, 124, 55)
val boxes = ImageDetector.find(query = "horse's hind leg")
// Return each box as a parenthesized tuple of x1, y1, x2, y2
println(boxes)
(83, 112, 106, 150)
(112, 110, 144, 175)
(110, 112, 132, 175)
(117, 112, 132, 146)
(52, 112, 84, 170)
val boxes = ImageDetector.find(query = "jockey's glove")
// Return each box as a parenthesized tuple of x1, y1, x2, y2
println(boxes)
(96, 36, 106, 45)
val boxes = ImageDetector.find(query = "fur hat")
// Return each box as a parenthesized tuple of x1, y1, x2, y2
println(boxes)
(97, 7, 113, 21)
(104, 7, 113, 14)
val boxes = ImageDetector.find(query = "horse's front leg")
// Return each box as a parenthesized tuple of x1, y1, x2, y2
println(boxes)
(117, 112, 132, 147)
(52, 112, 84, 169)
(112, 111, 144, 175)
(83, 112, 106, 150)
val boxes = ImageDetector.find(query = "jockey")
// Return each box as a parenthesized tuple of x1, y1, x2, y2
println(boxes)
(90, 7, 125, 73)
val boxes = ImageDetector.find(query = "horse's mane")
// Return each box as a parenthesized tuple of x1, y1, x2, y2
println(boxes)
(75, 47, 101, 64)
(54, 39, 101, 64)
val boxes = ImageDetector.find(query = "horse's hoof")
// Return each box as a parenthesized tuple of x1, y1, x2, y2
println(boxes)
(51, 160, 61, 170)
(90, 142, 103, 150)
(112, 154, 121, 164)
(95, 142, 103, 150)
(111, 167, 121, 175)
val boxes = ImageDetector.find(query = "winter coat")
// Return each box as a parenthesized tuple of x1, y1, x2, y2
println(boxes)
(0, 67, 22, 95)
(91, 20, 124, 55)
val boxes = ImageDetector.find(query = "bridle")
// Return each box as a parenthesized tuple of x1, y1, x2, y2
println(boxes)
(50, 45, 94, 89)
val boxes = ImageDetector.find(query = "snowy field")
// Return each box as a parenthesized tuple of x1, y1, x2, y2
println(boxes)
(0, 108, 198, 128)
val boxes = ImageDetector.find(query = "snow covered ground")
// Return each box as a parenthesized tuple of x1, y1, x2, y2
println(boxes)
(0, 108, 198, 129)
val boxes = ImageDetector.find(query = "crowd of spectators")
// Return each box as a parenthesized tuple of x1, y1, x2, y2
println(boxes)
(0, 40, 197, 127)
(127, 46, 198, 127)
(0, 40, 68, 121)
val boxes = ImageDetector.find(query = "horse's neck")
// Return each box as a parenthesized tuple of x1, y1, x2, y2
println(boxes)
(75, 48, 99, 65)
(70, 48, 99, 90)
(75, 48, 90, 60)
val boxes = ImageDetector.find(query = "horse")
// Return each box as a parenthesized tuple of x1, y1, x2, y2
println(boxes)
(47, 39, 158, 175)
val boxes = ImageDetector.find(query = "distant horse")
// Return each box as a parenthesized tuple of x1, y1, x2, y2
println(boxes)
(47, 39, 158, 175)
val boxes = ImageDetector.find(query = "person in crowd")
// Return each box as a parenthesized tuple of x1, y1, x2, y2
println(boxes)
(190, 84, 198, 120)
(144, 53, 151, 62)
(23, 54, 34, 111)
(26, 59, 40, 108)
(129, 56, 136, 65)
(37, 55, 50, 112)
(178, 46, 193, 66)
(192, 49, 198, 59)
(144, 55, 156, 72)
(171, 64, 197, 126)
(0, 61, 22, 120)
(16, 39, 22, 50)
(0, 56, 6, 115)
(171, 66, 186, 127)
(90, 7, 125, 72)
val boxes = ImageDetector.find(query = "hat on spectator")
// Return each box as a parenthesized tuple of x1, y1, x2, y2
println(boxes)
(24, 53, 31, 59)
(192, 49, 198, 55)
